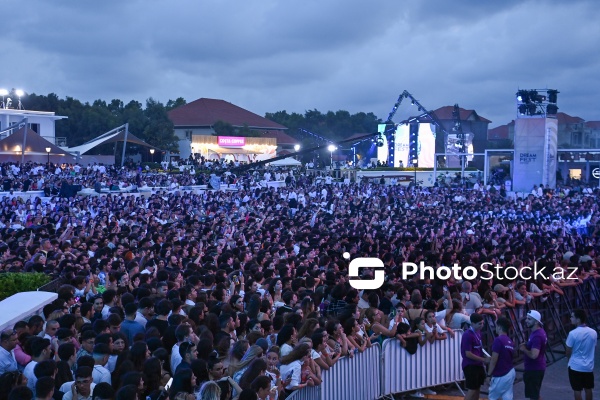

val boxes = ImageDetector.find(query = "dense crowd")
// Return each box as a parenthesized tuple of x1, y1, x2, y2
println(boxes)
(0, 160, 599, 400)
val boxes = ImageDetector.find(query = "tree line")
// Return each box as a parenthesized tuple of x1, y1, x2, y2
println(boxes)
(17, 91, 382, 154)
(23, 92, 185, 152)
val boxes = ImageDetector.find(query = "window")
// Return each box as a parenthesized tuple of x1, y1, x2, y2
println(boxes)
(571, 131, 582, 146)
(185, 130, 192, 140)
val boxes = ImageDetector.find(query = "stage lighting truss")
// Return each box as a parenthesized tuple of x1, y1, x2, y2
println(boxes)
(516, 88, 559, 117)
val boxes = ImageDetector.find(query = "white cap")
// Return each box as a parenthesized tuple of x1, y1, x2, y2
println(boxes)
(527, 310, 543, 325)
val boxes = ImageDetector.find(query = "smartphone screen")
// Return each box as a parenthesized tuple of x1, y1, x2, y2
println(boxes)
(164, 377, 173, 391)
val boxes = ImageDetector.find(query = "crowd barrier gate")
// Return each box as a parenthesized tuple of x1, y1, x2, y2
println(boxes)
(380, 330, 465, 398)
(287, 332, 465, 400)
(286, 343, 381, 400)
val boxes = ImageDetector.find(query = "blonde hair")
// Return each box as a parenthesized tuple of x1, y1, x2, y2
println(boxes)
(197, 381, 221, 400)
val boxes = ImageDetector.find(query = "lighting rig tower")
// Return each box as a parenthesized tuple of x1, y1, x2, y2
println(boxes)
(452, 104, 467, 185)
(383, 90, 451, 168)
(516, 89, 559, 117)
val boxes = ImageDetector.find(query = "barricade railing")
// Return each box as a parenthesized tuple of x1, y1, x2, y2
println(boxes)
(380, 330, 464, 398)
(586, 276, 600, 327)
(285, 343, 381, 400)
(287, 281, 600, 400)
(37, 277, 65, 293)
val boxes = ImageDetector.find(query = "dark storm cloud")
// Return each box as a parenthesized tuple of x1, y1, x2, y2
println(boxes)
(0, 0, 599, 128)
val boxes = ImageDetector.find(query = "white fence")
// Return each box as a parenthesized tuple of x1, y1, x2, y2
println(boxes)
(286, 331, 465, 400)
(381, 330, 465, 395)
(286, 344, 381, 400)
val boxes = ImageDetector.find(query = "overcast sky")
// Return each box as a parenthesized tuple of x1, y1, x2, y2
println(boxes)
(1, 0, 599, 129)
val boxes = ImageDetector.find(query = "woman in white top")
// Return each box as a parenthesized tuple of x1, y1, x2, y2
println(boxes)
(444, 299, 470, 330)
(279, 343, 315, 393)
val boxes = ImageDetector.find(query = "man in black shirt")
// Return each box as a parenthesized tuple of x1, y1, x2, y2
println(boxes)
(146, 299, 171, 337)
(213, 313, 235, 347)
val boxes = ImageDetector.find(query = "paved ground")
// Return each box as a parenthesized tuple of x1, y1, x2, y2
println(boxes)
(393, 341, 600, 399)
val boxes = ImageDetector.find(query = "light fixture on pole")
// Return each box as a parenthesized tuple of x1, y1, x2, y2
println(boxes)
(327, 144, 336, 169)
(0, 89, 8, 109)
(45, 147, 51, 165)
(15, 90, 24, 110)
(294, 144, 301, 161)
(150, 148, 155, 162)
(412, 157, 418, 186)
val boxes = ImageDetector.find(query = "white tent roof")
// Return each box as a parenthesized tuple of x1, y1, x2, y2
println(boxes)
(65, 124, 156, 155)
(267, 157, 302, 166)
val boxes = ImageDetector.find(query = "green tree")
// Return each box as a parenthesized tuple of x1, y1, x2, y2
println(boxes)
(166, 97, 187, 111)
(212, 120, 235, 136)
(143, 98, 178, 151)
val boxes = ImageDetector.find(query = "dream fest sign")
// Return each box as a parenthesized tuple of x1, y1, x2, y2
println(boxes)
(512, 117, 557, 192)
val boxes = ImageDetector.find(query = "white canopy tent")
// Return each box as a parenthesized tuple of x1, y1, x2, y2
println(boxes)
(266, 157, 302, 167)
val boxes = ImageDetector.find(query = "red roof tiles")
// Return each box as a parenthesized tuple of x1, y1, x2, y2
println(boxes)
(168, 98, 287, 129)
(431, 106, 492, 123)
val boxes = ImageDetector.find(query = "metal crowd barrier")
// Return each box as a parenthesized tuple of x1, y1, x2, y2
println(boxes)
(285, 279, 600, 400)
(286, 343, 381, 400)
(286, 333, 466, 400)
(380, 330, 464, 398)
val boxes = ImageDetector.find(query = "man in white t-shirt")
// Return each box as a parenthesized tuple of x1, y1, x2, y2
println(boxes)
(566, 309, 597, 400)
(461, 281, 483, 315)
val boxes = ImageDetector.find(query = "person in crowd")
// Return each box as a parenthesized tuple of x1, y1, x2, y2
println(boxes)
(35, 376, 55, 400)
(279, 344, 314, 394)
(63, 366, 95, 400)
(486, 317, 515, 400)
(0, 330, 19, 375)
(460, 313, 489, 400)
(23, 338, 52, 392)
(566, 309, 597, 400)
(520, 310, 547, 400)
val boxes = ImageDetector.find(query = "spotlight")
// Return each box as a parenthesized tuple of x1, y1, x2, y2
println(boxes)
(527, 104, 537, 115)
(15, 89, 24, 110)
(376, 135, 385, 147)
(327, 144, 336, 152)
(546, 104, 559, 115)
(518, 105, 528, 115)
(547, 89, 559, 103)
(516, 90, 529, 103)
(411, 99, 415, 105)
(528, 90, 545, 103)
(294, 144, 300, 151)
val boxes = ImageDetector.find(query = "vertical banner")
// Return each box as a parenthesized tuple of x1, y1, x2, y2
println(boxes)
(513, 117, 557, 192)
(417, 123, 435, 168)
(377, 124, 388, 164)
(395, 124, 410, 167)
(544, 118, 558, 189)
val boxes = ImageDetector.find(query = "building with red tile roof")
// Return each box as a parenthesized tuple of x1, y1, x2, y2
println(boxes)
(167, 98, 298, 159)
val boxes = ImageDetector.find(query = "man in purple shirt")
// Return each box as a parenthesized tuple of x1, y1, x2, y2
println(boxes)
(487, 317, 515, 400)
(520, 310, 547, 400)
(460, 313, 490, 400)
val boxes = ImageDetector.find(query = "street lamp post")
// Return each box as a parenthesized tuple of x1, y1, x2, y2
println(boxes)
(150, 148, 155, 163)
(294, 144, 300, 161)
(328, 144, 336, 170)
(45, 147, 51, 166)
